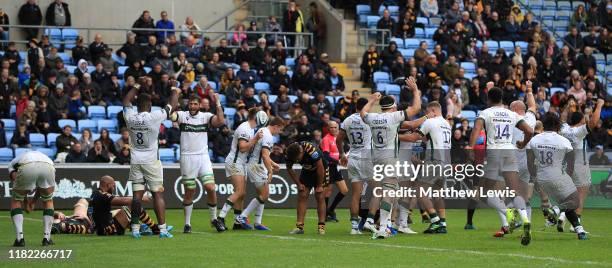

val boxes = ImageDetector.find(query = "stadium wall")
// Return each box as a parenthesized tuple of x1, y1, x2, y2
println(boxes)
(2, 0, 237, 45)
(296, 0, 345, 62)
(0, 165, 609, 210)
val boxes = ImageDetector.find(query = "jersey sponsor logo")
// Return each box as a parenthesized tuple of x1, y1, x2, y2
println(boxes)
(179, 123, 209, 132)
(174, 176, 204, 203)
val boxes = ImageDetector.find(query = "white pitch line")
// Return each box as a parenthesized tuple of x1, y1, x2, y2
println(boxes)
(190, 230, 610, 267)
(0, 215, 43, 222)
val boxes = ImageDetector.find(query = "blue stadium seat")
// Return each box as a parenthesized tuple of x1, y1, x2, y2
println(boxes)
(87, 105, 106, 119)
(425, 28, 437, 38)
(218, 94, 227, 106)
(550, 87, 565, 95)
(224, 107, 236, 127)
(86, 66, 96, 73)
(0, 148, 13, 162)
(356, 5, 371, 26)
(18, 52, 27, 64)
(143, 67, 151, 73)
(111, 53, 125, 66)
(118, 66, 129, 78)
(460, 62, 476, 73)
(541, 10, 555, 20)
(2, 119, 16, 133)
(208, 81, 218, 91)
(515, 41, 528, 53)
(78, 119, 97, 133)
(35, 148, 55, 158)
(107, 106, 122, 119)
(30, 133, 46, 148)
(404, 38, 420, 49)
(400, 49, 415, 59)
(65, 65, 77, 74)
(373, 72, 391, 84)
(385, 84, 401, 95)
(47, 133, 60, 147)
(254, 82, 271, 94)
(5, 132, 12, 144)
(162, 120, 173, 129)
(10, 105, 16, 118)
(461, 110, 477, 121)
(325, 96, 336, 109)
(464, 73, 476, 80)
(484, 40, 499, 50)
(379, 5, 400, 16)
(97, 120, 118, 133)
(109, 133, 121, 142)
(58, 119, 76, 129)
(287, 70, 293, 78)
(572, 1, 585, 9)
(499, 41, 514, 52)
(159, 148, 176, 163)
(367, 16, 380, 28)
(417, 17, 428, 25)
(285, 58, 295, 69)
(45, 28, 62, 44)
(391, 37, 404, 48)
(554, 20, 569, 32)
(376, 83, 389, 93)
(57, 52, 71, 64)
(556, 10, 571, 20)
(542, 0, 556, 10)
(441, 85, 449, 92)
(15, 148, 31, 158)
(288, 95, 298, 103)
(414, 28, 425, 38)
(268, 94, 278, 104)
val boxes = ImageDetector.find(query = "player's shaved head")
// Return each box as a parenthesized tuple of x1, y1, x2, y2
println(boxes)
(99, 175, 116, 193)
(510, 100, 525, 114)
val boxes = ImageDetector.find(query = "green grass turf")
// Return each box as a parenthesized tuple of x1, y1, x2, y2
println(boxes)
(1, 208, 611, 267)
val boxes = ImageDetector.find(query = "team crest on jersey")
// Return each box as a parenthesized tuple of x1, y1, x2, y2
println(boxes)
(311, 151, 319, 158)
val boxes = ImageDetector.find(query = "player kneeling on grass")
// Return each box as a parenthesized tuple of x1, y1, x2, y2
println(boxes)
(239, 117, 285, 230)
(9, 150, 56, 247)
(89, 176, 168, 236)
(526, 112, 588, 240)
(286, 141, 329, 235)
(170, 94, 226, 233)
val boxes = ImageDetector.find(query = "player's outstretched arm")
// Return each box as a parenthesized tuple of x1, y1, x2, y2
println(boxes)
(336, 129, 347, 166)
(516, 120, 533, 149)
(360, 92, 381, 120)
(210, 93, 226, 127)
(122, 84, 140, 107)
(404, 76, 422, 117)
(588, 99, 605, 130)
(525, 80, 537, 114)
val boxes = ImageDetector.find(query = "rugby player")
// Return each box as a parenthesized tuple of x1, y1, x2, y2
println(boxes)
(122, 84, 179, 239)
(507, 80, 537, 227)
(239, 117, 285, 230)
(218, 109, 268, 230)
(399, 101, 452, 234)
(557, 98, 604, 232)
(320, 121, 349, 222)
(286, 141, 329, 234)
(468, 83, 534, 245)
(337, 98, 372, 234)
(360, 77, 422, 239)
(169, 94, 226, 233)
(526, 112, 588, 240)
(9, 150, 56, 247)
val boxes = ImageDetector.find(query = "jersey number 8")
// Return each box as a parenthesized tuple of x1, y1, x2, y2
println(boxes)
(136, 132, 144, 145)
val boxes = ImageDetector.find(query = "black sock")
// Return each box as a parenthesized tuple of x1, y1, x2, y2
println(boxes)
(234, 209, 242, 221)
(564, 209, 581, 228)
(130, 198, 141, 225)
(325, 197, 329, 209)
(467, 199, 477, 225)
(328, 193, 345, 213)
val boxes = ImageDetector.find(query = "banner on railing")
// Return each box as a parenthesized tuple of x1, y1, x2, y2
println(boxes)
(0, 165, 609, 210)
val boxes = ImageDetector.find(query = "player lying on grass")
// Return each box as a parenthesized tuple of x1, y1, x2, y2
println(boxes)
(526, 112, 588, 240)
(286, 141, 329, 235)
(238, 117, 285, 230)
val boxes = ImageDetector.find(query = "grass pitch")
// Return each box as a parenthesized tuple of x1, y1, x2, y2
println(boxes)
(1, 208, 611, 267)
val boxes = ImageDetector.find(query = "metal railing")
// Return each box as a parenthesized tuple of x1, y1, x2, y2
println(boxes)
(358, 28, 391, 50)
(2, 24, 313, 54)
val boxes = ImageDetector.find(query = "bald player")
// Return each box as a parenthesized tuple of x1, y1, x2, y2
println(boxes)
(507, 80, 537, 226)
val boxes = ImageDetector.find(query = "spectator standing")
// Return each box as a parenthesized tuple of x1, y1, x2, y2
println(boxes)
(307, 2, 326, 51)
(283, 1, 299, 48)
(132, 10, 156, 44)
(360, 44, 378, 86)
(45, 0, 71, 27)
(178, 16, 201, 41)
(0, 9, 9, 49)
(155, 11, 174, 42)
(377, 9, 395, 44)
(18, 0, 43, 41)
(420, 0, 439, 17)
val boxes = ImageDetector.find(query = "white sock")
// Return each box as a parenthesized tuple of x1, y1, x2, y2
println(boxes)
(574, 225, 585, 233)
(255, 202, 265, 225)
(497, 211, 509, 227)
(12, 213, 24, 240)
(208, 204, 217, 221)
(131, 224, 140, 233)
(43, 214, 53, 240)
(159, 223, 167, 233)
(430, 216, 440, 224)
(241, 198, 259, 218)
(398, 205, 409, 227)
(559, 212, 567, 222)
(378, 207, 392, 232)
(527, 206, 532, 221)
(519, 209, 530, 223)
(487, 197, 508, 226)
(184, 203, 193, 226)
(219, 201, 233, 218)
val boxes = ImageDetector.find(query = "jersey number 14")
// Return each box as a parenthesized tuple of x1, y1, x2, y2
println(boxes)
(494, 124, 511, 140)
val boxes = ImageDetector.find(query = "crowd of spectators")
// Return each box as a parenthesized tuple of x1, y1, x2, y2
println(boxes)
(0, 0, 370, 165)
(355, 0, 611, 150)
